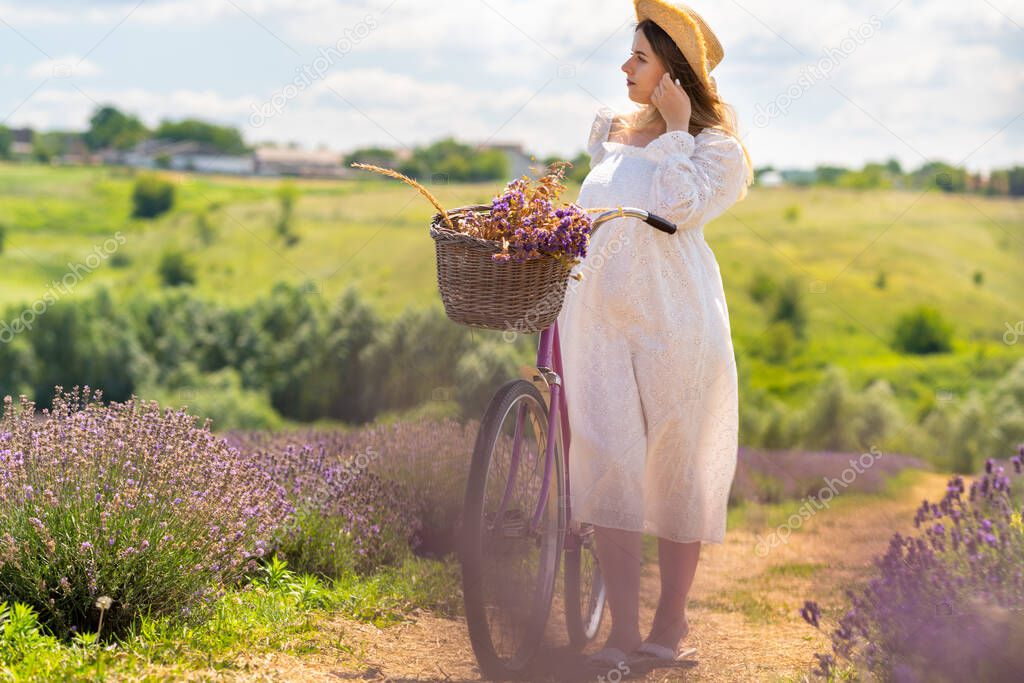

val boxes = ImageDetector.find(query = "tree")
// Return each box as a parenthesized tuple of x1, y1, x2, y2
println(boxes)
(884, 157, 903, 176)
(155, 119, 246, 154)
(396, 137, 509, 182)
(911, 161, 967, 193)
(85, 106, 148, 151)
(838, 163, 892, 190)
(814, 165, 847, 186)
(1009, 166, 1024, 197)
(32, 134, 56, 163)
(0, 125, 11, 159)
(343, 146, 396, 166)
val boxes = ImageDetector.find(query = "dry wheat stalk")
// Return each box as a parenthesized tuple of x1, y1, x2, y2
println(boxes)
(350, 162, 455, 230)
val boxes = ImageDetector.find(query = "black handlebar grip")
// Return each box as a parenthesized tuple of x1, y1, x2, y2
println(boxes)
(644, 212, 677, 235)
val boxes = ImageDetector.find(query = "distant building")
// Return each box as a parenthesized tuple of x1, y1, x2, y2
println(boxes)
(756, 170, 785, 187)
(780, 169, 818, 186)
(55, 134, 94, 165)
(117, 139, 255, 175)
(475, 141, 545, 180)
(9, 128, 33, 157)
(253, 147, 350, 178)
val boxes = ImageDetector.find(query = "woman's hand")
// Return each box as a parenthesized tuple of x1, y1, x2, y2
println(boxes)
(650, 72, 692, 132)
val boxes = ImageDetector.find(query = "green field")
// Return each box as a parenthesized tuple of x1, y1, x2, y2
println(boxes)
(1, 162, 1022, 412)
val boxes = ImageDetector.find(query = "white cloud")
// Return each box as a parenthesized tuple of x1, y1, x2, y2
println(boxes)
(0, 3, 69, 25)
(26, 56, 101, 79)
(0, 0, 1020, 172)
(10, 86, 254, 131)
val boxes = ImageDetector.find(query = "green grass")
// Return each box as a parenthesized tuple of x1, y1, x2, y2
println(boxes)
(0, 553, 461, 682)
(763, 561, 827, 579)
(689, 589, 782, 624)
(1, 163, 1021, 410)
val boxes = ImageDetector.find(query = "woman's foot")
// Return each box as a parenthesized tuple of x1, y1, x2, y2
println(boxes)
(601, 628, 644, 656)
(644, 611, 689, 652)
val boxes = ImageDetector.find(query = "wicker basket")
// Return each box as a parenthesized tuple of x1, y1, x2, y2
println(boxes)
(429, 205, 574, 333)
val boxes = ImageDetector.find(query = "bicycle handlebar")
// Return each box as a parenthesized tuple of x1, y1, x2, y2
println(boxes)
(590, 207, 677, 235)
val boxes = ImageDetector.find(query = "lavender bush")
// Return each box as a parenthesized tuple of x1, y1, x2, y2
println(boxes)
(345, 417, 475, 556)
(224, 430, 422, 577)
(226, 417, 475, 563)
(0, 387, 292, 639)
(731, 446, 929, 506)
(801, 446, 1024, 681)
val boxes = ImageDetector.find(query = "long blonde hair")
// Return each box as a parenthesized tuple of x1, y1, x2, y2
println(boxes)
(619, 19, 754, 198)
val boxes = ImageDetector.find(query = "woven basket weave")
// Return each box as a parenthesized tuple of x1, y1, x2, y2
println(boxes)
(429, 205, 574, 333)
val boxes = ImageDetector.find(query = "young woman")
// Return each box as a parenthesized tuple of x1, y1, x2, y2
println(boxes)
(554, 0, 754, 671)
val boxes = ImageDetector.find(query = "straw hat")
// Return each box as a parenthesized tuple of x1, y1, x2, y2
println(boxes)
(633, 0, 723, 94)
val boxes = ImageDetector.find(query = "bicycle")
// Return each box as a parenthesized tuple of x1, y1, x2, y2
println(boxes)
(459, 206, 678, 679)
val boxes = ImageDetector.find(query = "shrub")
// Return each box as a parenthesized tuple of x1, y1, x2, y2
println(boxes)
(157, 249, 196, 287)
(798, 366, 859, 451)
(757, 321, 796, 364)
(892, 305, 954, 354)
(757, 400, 796, 449)
(454, 339, 528, 417)
(137, 368, 283, 431)
(783, 204, 801, 222)
(0, 387, 292, 639)
(130, 173, 175, 219)
(108, 251, 131, 268)
(948, 392, 988, 473)
(358, 305, 495, 420)
(195, 210, 216, 245)
(275, 181, 299, 241)
(851, 379, 902, 449)
(771, 277, 807, 339)
(0, 336, 37, 401)
(748, 271, 777, 304)
(249, 284, 379, 422)
(23, 288, 155, 406)
(0, 224, 6, 255)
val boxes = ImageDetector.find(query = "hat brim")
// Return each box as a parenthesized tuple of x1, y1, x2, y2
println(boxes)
(634, 0, 719, 91)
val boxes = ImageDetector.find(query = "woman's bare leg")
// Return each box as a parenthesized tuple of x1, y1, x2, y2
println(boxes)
(593, 525, 644, 652)
(647, 538, 700, 649)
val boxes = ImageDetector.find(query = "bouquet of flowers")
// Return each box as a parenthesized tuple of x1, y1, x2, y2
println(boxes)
(351, 160, 594, 280)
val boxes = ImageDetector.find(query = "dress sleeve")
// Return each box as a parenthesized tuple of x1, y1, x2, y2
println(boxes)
(644, 128, 748, 231)
(586, 107, 614, 170)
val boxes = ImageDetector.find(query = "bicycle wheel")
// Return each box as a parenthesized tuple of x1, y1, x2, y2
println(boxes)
(461, 379, 565, 679)
(564, 523, 606, 648)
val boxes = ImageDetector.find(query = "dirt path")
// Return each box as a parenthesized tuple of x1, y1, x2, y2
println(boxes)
(224, 469, 953, 682)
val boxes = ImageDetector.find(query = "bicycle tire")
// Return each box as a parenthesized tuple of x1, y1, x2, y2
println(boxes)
(564, 526, 606, 649)
(461, 378, 565, 679)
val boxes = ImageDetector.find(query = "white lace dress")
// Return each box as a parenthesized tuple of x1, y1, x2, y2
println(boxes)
(556, 105, 749, 544)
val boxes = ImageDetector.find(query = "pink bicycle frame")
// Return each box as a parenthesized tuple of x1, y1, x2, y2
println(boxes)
(490, 207, 675, 548)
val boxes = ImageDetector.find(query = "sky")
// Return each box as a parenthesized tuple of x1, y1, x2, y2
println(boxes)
(1, 0, 1022, 173)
